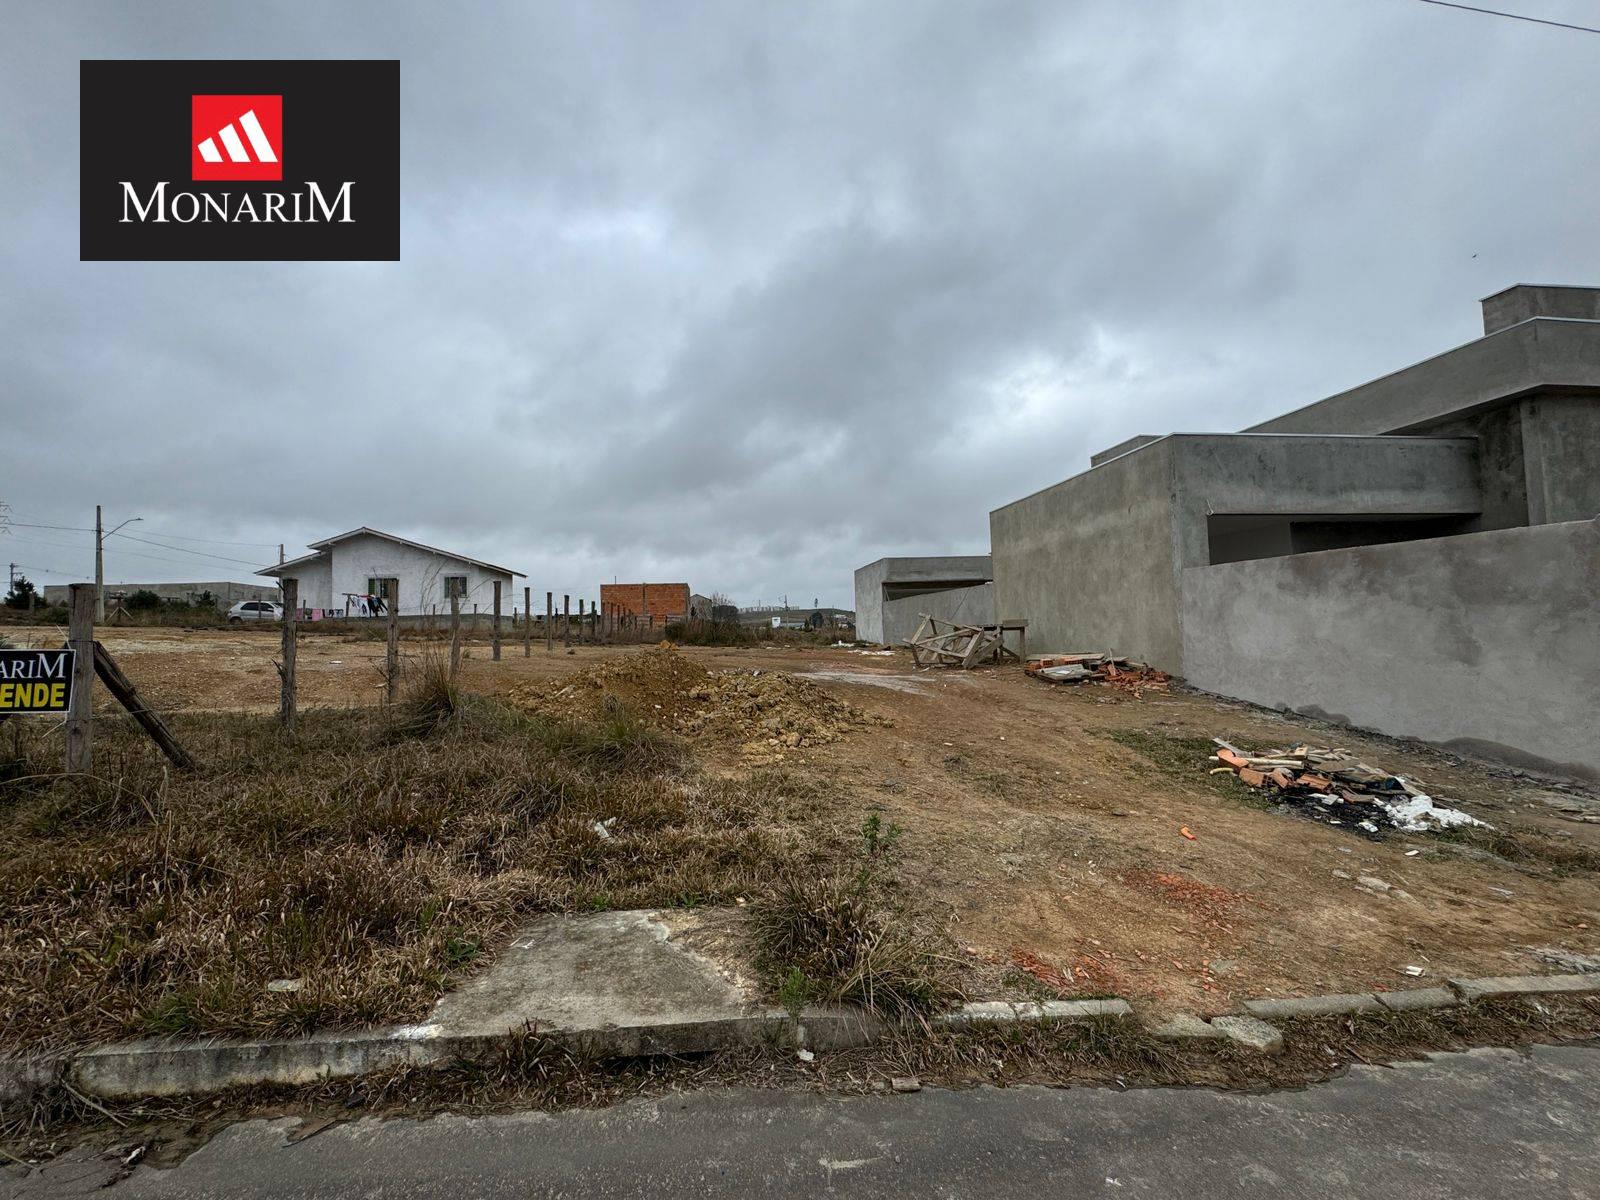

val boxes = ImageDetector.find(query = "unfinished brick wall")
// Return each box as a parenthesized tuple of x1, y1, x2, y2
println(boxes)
(600, 582, 690, 622)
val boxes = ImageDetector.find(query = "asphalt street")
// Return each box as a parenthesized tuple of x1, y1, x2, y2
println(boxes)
(10, 1045, 1598, 1199)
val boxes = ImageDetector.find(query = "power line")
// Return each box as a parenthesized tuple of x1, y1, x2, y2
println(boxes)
(132, 528, 280, 548)
(109, 531, 268, 568)
(8, 521, 96, 533)
(11, 515, 276, 547)
(1414, 0, 1600, 35)
(7, 533, 264, 577)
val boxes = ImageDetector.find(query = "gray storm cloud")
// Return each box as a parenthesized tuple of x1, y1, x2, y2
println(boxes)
(3, 0, 1596, 603)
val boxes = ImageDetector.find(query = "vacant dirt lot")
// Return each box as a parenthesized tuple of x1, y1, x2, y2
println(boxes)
(7, 622, 1598, 1020)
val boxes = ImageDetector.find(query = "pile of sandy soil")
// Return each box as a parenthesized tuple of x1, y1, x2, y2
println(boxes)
(510, 648, 883, 760)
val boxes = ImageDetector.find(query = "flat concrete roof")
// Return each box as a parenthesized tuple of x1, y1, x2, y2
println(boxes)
(856, 555, 992, 582)
(1246, 317, 1600, 437)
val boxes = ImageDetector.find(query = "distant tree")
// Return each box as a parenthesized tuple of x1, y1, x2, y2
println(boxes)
(126, 589, 162, 611)
(3, 574, 37, 610)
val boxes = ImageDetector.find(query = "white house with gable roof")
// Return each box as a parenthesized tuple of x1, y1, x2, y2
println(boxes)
(257, 527, 524, 617)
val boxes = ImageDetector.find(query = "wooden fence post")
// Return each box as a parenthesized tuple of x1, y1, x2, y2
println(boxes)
(492, 580, 502, 662)
(279, 578, 297, 731)
(449, 593, 463, 679)
(66, 583, 95, 772)
(563, 594, 571, 648)
(524, 586, 532, 657)
(545, 591, 553, 653)
(386, 586, 400, 702)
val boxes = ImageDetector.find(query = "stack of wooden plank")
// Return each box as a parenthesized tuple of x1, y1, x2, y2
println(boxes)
(905, 614, 1013, 669)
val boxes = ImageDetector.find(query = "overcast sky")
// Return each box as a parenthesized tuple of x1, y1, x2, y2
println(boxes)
(3, 1, 1596, 608)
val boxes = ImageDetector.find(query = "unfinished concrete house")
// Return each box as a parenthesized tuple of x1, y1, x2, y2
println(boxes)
(854, 556, 994, 646)
(990, 285, 1600, 778)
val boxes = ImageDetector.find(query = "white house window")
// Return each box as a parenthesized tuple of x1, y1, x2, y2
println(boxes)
(444, 575, 468, 599)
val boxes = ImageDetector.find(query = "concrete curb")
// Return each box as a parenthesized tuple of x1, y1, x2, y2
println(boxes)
(1450, 974, 1600, 1002)
(1243, 993, 1383, 1020)
(932, 999, 1132, 1029)
(2, 1012, 806, 1103)
(4, 973, 1595, 1103)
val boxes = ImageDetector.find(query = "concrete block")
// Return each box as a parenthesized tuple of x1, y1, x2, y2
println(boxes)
(1209, 1015, 1284, 1054)
(1451, 974, 1600, 1002)
(1039, 999, 1132, 1020)
(1242, 993, 1383, 1020)
(932, 999, 1130, 1031)
(1375, 987, 1459, 1013)
(1145, 1014, 1224, 1041)
(932, 1001, 1037, 1029)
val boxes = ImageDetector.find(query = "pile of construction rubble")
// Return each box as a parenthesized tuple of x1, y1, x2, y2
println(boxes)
(1209, 739, 1489, 836)
(1026, 653, 1169, 696)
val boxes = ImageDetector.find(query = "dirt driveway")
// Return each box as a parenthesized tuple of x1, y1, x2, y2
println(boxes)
(14, 623, 1598, 1019)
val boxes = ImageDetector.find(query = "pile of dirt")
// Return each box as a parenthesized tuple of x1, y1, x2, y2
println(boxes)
(511, 649, 882, 760)
(510, 649, 713, 727)
(678, 669, 882, 761)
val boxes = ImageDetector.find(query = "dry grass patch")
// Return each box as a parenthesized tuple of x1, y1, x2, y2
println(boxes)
(751, 816, 956, 1018)
(0, 686, 834, 1052)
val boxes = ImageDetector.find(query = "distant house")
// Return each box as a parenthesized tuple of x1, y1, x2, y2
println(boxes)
(258, 527, 523, 617)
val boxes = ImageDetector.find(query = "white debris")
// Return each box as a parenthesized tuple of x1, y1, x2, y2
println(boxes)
(796, 1048, 815, 1062)
(1381, 793, 1489, 832)
(591, 818, 617, 840)
(267, 978, 304, 993)
(1402, 965, 1425, 977)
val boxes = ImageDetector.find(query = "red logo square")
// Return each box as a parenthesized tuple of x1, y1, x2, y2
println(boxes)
(192, 94, 282, 180)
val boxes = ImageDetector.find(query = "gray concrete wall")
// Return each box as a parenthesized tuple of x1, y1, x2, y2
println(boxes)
(1167, 434, 1482, 568)
(1521, 395, 1600, 523)
(991, 434, 1482, 671)
(1179, 519, 1600, 780)
(853, 556, 992, 644)
(1090, 434, 1159, 468)
(991, 439, 1183, 667)
(853, 560, 890, 644)
(42, 580, 279, 610)
(1246, 319, 1600, 437)
(1482, 285, 1600, 334)
(882, 581, 994, 646)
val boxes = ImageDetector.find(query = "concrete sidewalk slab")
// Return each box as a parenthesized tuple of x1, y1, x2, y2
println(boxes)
(426, 909, 768, 1039)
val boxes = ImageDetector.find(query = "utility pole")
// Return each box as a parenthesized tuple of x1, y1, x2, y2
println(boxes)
(95, 505, 102, 623)
(95, 506, 142, 623)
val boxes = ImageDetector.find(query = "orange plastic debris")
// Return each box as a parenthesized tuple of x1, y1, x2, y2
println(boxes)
(1180, 826, 1196, 840)
(1238, 767, 1266, 787)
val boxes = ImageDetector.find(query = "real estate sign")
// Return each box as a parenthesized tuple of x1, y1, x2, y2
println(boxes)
(0, 649, 76, 715)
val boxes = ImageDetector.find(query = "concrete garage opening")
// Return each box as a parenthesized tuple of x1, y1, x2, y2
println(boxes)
(1206, 513, 1478, 565)
(853, 556, 995, 646)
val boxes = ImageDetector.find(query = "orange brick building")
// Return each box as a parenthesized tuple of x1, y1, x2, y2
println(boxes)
(600, 582, 690, 624)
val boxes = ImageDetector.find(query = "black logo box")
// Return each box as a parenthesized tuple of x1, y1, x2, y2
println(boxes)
(81, 60, 399, 262)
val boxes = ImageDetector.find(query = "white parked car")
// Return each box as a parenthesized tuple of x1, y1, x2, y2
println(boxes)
(227, 600, 283, 623)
